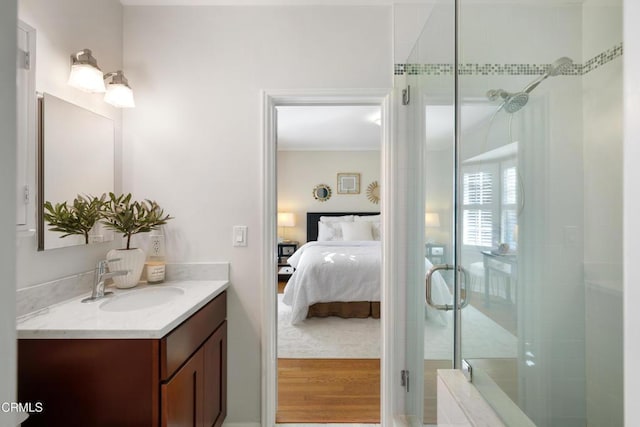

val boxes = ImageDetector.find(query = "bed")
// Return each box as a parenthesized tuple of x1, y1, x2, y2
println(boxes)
(282, 212, 381, 324)
(282, 212, 452, 325)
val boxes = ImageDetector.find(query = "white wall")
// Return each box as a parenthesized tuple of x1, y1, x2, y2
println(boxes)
(0, 1, 18, 424)
(17, 0, 123, 289)
(277, 150, 381, 244)
(122, 6, 392, 423)
(623, 0, 640, 425)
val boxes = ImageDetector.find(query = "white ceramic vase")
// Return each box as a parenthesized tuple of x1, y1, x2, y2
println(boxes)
(106, 248, 145, 289)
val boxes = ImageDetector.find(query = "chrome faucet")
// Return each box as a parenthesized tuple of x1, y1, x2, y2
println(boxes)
(81, 259, 130, 303)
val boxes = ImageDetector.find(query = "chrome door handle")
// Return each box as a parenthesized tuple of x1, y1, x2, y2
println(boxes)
(426, 264, 470, 310)
(459, 266, 470, 309)
(426, 264, 454, 311)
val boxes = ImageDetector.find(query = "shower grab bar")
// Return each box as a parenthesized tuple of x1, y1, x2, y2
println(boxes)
(426, 264, 470, 311)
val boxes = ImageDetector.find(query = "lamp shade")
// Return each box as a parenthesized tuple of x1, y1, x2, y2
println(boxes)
(277, 212, 295, 227)
(104, 83, 135, 108)
(68, 63, 106, 93)
(67, 49, 106, 93)
(104, 71, 135, 108)
(425, 212, 441, 228)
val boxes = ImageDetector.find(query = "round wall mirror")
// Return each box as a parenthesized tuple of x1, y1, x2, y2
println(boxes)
(312, 184, 332, 202)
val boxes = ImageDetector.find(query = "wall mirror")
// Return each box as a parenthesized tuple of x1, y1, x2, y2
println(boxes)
(312, 184, 332, 202)
(38, 93, 115, 250)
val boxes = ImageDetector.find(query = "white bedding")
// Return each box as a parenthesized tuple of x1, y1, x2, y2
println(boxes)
(282, 241, 452, 324)
(283, 241, 381, 324)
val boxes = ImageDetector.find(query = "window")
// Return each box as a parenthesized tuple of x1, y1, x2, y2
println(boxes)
(501, 166, 518, 249)
(463, 171, 493, 247)
(462, 160, 518, 249)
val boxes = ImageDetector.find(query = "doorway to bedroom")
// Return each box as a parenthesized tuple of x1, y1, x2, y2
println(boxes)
(275, 104, 383, 423)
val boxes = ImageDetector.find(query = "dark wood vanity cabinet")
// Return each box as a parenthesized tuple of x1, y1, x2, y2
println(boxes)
(18, 291, 227, 427)
(159, 290, 227, 427)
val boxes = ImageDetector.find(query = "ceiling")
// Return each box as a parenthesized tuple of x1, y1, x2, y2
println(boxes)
(276, 105, 381, 151)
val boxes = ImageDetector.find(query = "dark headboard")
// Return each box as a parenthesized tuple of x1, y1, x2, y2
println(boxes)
(306, 212, 379, 242)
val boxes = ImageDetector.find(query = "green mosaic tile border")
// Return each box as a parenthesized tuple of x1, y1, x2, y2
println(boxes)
(394, 43, 622, 77)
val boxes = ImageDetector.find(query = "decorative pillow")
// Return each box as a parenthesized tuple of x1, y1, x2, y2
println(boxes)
(371, 222, 382, 241)
(317, 221, 343, 241)
(355, 221, 382, 240)
(354, 214, 381, 222)
(341, 221, 374, 241)
(320, 215, 354, 223)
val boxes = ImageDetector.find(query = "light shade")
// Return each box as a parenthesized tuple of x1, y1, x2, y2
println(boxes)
(425, 212, 441, 228)
(67, 49, 106, 93)
(277, 212, 295, 227)
(104, 71, 135, 108)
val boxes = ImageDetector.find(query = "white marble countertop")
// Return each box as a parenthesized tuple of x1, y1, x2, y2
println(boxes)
(17, 280, 229, 339)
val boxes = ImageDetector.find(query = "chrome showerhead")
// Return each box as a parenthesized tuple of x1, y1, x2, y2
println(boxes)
(546, 56, 574, 77)
(487, 56, 573, 113)
(523, 56, 574, 94)
(503, 92, 529, 113)
(486, 89, 529, 114)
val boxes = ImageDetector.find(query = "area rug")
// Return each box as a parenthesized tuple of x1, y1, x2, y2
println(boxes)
(277, 294, 517, 359)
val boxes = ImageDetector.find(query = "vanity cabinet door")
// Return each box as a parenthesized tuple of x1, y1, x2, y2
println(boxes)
(204, 321, 227, 427)
(161, 348, 204, 427)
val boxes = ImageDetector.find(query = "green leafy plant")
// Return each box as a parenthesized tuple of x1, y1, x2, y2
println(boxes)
(100, 192, 173, 250)
(43, 194, 106, 244)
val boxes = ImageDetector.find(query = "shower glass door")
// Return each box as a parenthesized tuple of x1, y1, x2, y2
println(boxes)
(401, 2, 457, 424)
(456, 0, 623, 425)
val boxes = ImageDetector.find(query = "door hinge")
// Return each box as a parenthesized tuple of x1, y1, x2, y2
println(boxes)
(462, 359, 473, 382)
(23, 185, 30, 204)
(18, 49, 30, 70)
(401, 369, 410, 392)
(402, 85, 411, 105)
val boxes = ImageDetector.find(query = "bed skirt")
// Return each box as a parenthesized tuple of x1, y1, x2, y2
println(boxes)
(306, 301, 380, 319)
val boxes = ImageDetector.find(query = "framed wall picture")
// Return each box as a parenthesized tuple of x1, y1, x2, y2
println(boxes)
(337, 173, 360, 194)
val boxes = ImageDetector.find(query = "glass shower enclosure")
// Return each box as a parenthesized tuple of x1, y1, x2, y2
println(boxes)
(401, 0, 624, 425)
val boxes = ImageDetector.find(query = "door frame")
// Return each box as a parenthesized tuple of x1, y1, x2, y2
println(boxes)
(260, 88, 398, 426)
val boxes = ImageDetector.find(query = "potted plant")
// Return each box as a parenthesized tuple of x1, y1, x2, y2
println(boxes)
(100, 192, 173, 288)
(43, 194, 106, 244)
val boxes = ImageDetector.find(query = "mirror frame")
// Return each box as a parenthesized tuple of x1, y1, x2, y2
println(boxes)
(312, 184, 332, 202)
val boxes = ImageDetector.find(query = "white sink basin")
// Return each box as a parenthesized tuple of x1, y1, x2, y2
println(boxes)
(99, 287, 185, 312)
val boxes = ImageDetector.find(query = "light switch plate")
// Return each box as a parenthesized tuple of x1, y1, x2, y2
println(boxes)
(233, 225, 248, 247)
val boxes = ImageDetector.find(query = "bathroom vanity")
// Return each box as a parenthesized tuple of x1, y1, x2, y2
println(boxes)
(17, 280, 228, 427)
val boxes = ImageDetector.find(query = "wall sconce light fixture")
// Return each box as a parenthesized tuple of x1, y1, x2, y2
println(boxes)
(104, 71, 135, 108)
(68, 49, 135, 108)
(67, 49, 106, 93)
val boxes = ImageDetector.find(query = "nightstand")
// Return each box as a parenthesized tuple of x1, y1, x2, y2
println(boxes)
(278, 241, 298, 280)
(426, 243, 445, 265)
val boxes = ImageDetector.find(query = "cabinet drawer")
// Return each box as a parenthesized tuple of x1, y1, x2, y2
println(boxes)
(161, 291, 226, 381)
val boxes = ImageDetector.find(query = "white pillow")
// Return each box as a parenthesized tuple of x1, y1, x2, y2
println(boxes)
(354, 214, 380, 222)
(353, 221, 381, 240)
(341, 221, 374, 241)
(317, 221, 343, 241)
(320, 215, 354, 223)
(371, 222, 381, 241)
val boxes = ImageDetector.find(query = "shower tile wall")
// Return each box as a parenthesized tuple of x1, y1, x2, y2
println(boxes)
(582, 2, 623, 425)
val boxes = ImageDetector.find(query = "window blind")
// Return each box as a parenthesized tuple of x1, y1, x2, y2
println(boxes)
(463, 171, 493, 247)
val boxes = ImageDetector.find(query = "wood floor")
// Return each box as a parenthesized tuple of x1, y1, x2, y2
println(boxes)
(276, 281, 517, 423)
(277, 358, 380, 423)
